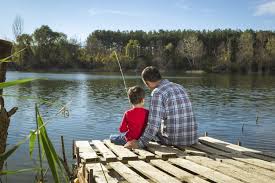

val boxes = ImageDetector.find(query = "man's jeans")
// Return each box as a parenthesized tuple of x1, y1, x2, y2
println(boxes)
(110, 134, 127, 145)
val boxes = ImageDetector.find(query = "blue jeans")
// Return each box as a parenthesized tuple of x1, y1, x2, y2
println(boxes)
(110, 134, 127, 145)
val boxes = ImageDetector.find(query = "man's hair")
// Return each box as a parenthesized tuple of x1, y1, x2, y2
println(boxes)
(141, 66, 162, 82)
(127, 86, 145, 105)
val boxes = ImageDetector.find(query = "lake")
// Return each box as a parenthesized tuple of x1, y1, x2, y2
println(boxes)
(2, 71, 275, 182)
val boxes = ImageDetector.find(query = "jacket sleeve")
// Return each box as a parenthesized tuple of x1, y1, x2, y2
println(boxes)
(138, 92, 164, 147)
(119, 112, 128, 133)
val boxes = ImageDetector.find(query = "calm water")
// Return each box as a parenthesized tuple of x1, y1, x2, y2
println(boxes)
(2, 71, 275, 182)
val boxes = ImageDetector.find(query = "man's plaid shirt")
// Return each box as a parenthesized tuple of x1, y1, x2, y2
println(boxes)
(138, 79, 198, 148)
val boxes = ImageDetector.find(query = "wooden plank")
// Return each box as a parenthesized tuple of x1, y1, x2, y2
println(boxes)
(168, 158, 242, 183)
(242, 151, 275, 162)
(232, 155, 275, 171)
(104, 140, 138, 160)
(199, 136, 275, 160)
(75, 141, 98, 162)
(215, 156, 275, 179)
(192, 143, 275, 178)
(150, 159, 209, 183)
(191, 143, 275, 178)
(195, 141, 275, 172)
(86, 163, 118, 183)
(92, 140, 117, 161)
(185, 155, 274, 183)
(146, 142, 180, 158)
(181, 146, 207, 156)
(128, 160, 181, 183)
(132, 148, 155, 160)
(109, 161, 149, 183)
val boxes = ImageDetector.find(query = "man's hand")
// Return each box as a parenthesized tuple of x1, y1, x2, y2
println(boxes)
(124, 140, 139, 149)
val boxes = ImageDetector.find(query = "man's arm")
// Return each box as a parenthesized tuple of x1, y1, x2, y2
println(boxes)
(138, 92, 164, 148)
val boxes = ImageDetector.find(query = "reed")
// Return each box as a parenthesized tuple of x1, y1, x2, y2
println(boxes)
(0, 78, 71, 182)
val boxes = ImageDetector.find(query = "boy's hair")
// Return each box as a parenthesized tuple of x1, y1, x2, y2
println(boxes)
(128, 86, 145, 105)
(141, 66, 162, 82)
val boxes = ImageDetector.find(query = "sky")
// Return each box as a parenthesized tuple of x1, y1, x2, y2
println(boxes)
(1, 0, 275, 42)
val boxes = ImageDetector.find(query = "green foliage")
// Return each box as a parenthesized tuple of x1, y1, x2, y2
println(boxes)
(0, 78, 36, 89)
(36, 105, 66, 183)
(10, 26, 275, 73)
(0, 168, 40, 176)
(29, 130, 36, 158)
(125, 39, 140, 59)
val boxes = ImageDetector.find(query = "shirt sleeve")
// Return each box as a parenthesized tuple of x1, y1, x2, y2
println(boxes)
(138, 92, 164, 148)
(119, 112, 128, 133)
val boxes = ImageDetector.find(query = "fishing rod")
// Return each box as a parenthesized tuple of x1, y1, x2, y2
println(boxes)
(113, 51, 128, 95)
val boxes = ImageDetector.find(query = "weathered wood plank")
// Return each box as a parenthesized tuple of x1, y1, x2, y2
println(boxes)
(86, 163, 118, 183)
(215, 156, 275, 179)
(92, 140, 117, 161)
(146, 142, 181, 158)
(181, 146, 207, 156)
(109, 161, 149, 183)
(150, 159, 209, 183)
(196, 141, 275, 171)
(128, 160, 181, 183)
(168, 158, 242, 183)
(199, 136, 275, 161)
(232, 155, 275, 171)
(192, 143, 275, 178)
(104, 140, 138, 160)
(185, 155, 274, 183)
(75, 141, 98, 162)
(132, 148, 155, 160)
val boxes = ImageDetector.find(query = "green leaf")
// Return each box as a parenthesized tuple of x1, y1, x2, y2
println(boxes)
(0, 47, 26, 63)
(29, 130, 36, 159)
(0, 167, 40, 176)
(0, 78, 36, 89)
(36, 105, 67, 183)
(40, 134, 60, 183)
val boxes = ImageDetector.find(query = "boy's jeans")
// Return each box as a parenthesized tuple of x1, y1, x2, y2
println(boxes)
(110, 134, 127, 145)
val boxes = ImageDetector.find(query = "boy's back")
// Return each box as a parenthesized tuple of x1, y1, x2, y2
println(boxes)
(120, 107, 149, 141)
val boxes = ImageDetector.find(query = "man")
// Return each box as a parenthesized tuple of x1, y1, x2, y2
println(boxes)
(125, 66, 198, 149)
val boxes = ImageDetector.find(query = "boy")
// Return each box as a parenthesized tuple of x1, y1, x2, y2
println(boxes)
(110, 86, 149, 146)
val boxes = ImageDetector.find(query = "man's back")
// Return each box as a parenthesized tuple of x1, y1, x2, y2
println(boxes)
(149, 79, 198, 146)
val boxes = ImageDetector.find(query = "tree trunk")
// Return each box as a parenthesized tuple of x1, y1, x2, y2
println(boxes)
(0, 40, 17, 170)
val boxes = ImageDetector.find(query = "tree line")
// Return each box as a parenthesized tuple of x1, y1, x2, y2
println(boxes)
(11, 25, 275, 73)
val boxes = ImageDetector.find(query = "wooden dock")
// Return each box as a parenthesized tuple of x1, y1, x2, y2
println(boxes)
(73, 136, 275, 183)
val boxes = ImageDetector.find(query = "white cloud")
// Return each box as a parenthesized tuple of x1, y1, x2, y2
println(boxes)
(175, 0, 190, 10)
(254, 0, 275, 16)
(89, 9, 138, 17)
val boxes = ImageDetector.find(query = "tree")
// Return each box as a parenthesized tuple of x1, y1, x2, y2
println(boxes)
(236, 31, 254, 72)
(0, 40, 18, 170)
(86, 34, 106, 59)
(12, 15, 24, 39)
(176, 33, 204, 69)
(266, 35, 275, 72)
(13, 34, 33, 69)
(32, 25, 67, 68)
(125, 39, 140, 59)
(255, 32, 269, 73)
(213, 40, 232, 71)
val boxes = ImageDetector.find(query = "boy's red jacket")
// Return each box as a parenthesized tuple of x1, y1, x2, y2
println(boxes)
(119, 107, 149, 141)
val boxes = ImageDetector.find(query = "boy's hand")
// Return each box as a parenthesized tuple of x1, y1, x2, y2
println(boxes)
(124, 140, 139, 149)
